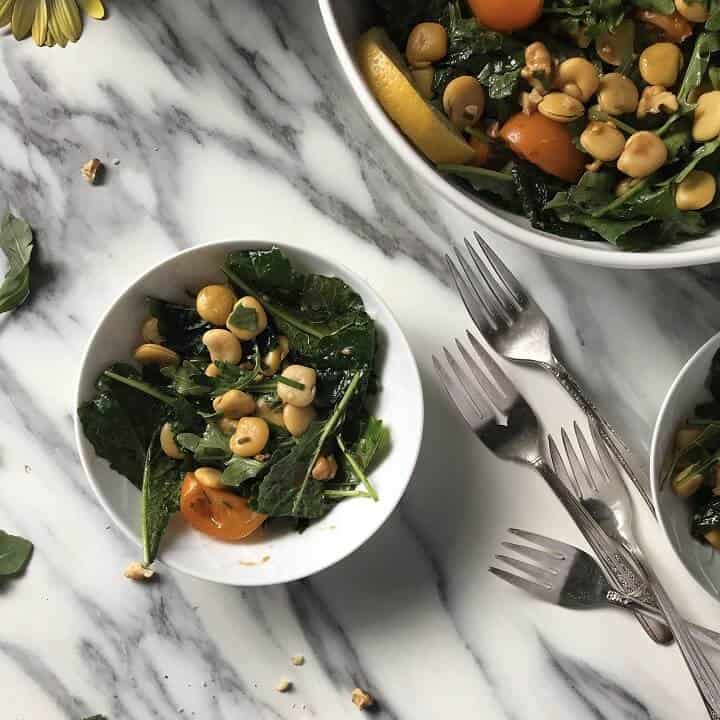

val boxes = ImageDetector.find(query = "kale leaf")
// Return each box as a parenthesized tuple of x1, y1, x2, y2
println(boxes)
(147, 297, 212, 357)
(142, 434, 184, 565)
(0, 530, 33, 576)
(79, 364, 167, 489)
(0, 212, 33, 314)
(223, 248, 376, 411)
(177, 422, 231, 465)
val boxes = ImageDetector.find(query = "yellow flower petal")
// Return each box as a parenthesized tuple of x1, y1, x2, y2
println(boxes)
(46, 0, 66, 45)
(55, 0, 80, 42)
(12, 0, 38, 39)
(78, 0, 103, 20)
(32, 0, 47, 45)
(0, 0, 15, 27)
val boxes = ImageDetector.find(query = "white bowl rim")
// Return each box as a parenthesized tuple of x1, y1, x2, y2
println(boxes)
(74, 238, 424, 586)
(650, 329, 720, 603)
(319, 0, 720, 270)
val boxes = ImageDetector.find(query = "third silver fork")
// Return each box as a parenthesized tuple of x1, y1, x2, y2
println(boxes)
(447, 232, 653, 513)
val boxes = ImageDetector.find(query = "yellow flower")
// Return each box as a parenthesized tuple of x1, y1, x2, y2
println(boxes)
(0, 0, 105, 47)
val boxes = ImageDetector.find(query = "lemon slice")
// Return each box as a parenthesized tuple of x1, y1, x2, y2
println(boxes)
(356, 27, 474, 166)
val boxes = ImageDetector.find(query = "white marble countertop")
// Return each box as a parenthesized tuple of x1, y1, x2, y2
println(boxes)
(3, 2, 720, 719)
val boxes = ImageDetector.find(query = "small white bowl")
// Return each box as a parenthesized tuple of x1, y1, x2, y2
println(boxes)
(74, 241, 423, 586)
(651, 331, 720, 601)
(319, 0, 720, 269)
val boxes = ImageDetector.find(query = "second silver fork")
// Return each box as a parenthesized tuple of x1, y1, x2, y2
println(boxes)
(447, 232, 654, 513)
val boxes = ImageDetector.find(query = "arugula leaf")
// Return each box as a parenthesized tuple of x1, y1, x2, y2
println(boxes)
(142, 433, 183, 566)
(222, 456, 267, 487)
(147, 297, 212, 357)
(177, 422, 231, 465)
(79, 364, 167, 489)
(162, 360, 214, 398)
(0, 530, 33, 576)
(337, 417, 389, 501)
(678, 32, 720, 107)
(0, 212, 33, 314)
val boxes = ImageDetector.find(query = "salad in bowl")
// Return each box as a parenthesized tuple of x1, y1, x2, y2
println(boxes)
(77, 246, 399, 580)
(356, 0, 720, 251)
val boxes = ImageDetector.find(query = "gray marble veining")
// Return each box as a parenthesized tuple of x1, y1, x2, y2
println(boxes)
(1, 1, 719, 718)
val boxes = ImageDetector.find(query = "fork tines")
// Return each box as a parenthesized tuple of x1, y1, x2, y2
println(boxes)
(446, 232, 526, 334)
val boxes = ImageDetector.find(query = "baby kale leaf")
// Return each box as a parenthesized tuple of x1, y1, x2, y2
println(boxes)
(0, 212, 33, 314)
(0, 530, 33, 576)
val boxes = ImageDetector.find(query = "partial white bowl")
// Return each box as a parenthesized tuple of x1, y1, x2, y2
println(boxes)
(651, 331, 720, 601)
(75, 241, 423, 586)
(319, 0, 720, 269)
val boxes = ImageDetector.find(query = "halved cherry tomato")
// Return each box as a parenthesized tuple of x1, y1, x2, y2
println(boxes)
(636, 10, 692, 44)
(500, 112, 586, 183)
(468, 0, 543, 33)
(180, 472, 267, 540)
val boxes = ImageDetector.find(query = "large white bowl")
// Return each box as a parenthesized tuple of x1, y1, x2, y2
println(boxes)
(319, 0, 720, 269)
(75, 241, 423, 586)
(651, 331, 720, 601)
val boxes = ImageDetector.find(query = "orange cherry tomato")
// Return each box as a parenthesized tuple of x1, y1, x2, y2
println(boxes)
(180, 472, 267, 540)
(469, 137, 492, 167)
(500, 112, 586, 183)
(636, 10, 692, 44)
(468, 0, 543, 32)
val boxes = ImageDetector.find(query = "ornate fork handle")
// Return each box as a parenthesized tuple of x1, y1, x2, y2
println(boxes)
(533, 461, 654, 604)
(606, 591, 720, 652)
(548, 358, 655, 515)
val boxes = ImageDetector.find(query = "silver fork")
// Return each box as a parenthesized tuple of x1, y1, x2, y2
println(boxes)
(434, 333, 720, 718)
(491, 529, 720, 652)
(447, 232, 653, 514)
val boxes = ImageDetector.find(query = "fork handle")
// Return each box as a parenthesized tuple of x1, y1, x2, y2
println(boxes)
(548, 358, 655, 515)
(606, 590, 720, 652)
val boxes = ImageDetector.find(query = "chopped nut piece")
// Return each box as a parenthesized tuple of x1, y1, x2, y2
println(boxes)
(312, 455, 338, 481)
(124, 561, 155, 581)
(291, 654, 305, 666)
(351, 688, 375, 710)
(521, 41, 554, 93)
(521, 88, 543, 115)
(275, 678, 292, 693)
(81, 158, 104, 184)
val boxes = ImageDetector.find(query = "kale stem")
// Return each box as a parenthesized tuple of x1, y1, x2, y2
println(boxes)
(337, 435, 378, 501)
(324, 489, 372, 499)
(142, 430, 159, 566)
(221, 264, 325, 339)
(104, 371, 176, 405)
(292, 370, 364, 515)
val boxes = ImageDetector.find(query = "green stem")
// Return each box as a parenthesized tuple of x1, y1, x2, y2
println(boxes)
(141, 431, 159, 566)
(292, 370, 364, 515)
(587, 107, 636, 135)
(337, 435, 378, 501)
(104, 371, 176, 405)
(324, 489, 372, 499)
(221, 264, 326, 339)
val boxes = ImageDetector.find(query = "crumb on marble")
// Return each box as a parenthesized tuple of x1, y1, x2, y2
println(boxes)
(275, 678, 292, 693)
(351, 688, 375, 710)
(81, 158, 104, 184)
(291, 654, 305, 666)
(123, 561, 155, 581)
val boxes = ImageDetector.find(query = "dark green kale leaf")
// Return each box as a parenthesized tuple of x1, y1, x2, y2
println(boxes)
(147, 297, 212, 357)
(227, 303, 258, 334)
(0, 530, 33, 576)
(0, 212, 33, 314)
(438, 165, 520, 205)
(78, 364, 167, 489)
(222, 456, 267, 487)
(142, 434, 184, 565)
(223, 248, 376, 410)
